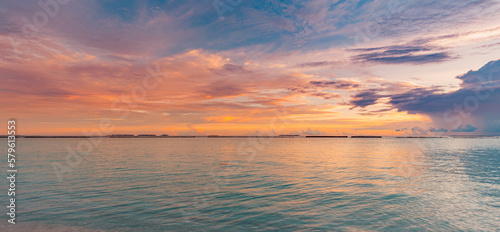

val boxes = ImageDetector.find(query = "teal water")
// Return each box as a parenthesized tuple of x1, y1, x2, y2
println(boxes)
(1, 138, 499, 231)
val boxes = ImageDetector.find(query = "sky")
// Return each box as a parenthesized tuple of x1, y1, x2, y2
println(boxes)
(1, 0, 500, 136)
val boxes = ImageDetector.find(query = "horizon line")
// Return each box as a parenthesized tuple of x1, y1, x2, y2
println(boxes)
(3, 135, 499, 138)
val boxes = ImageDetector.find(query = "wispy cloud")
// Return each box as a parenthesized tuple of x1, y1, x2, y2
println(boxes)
(352, 46, 455, 64)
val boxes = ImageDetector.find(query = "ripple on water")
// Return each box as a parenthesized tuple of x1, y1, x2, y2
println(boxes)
(1, 138, 499, 231)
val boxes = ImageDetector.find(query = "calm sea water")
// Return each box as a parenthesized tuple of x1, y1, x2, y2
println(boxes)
(1, 138, 499, 231)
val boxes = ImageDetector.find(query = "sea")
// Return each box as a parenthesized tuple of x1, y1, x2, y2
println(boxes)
(0, 137, 499, 231)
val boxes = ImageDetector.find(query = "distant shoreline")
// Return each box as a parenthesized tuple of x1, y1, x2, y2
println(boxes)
(1, 135, 498, 139)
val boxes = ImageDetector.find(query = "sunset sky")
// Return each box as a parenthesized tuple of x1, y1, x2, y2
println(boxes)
(1, 0, 500, 136)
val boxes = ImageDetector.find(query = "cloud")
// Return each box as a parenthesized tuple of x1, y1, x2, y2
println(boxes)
(308, 92, 342, 100)
(388, 87, 446, 113)
(287, 86, 342, 100)
(397, 127, 449, 133)
(389, 59, 500, 113)
(360, 52, 452, 64)
(287, 80, 347, 100)
(429, 127, 448, 132)
(355, 59, 500, 133)
(352, 46, 454, 64)
(451, 124, 477, 132)
(395, 126, 428, 135)
(349, 90, 384, 109)
(309, 80, 363, 89)
(299, 128, 327, 136)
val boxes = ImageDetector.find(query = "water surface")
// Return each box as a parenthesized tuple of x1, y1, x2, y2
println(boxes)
(1, 138, 499, 231)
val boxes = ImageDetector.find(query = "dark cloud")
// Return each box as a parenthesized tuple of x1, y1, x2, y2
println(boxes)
(309, 92, 341, 100)
(289, 79, 361, 100)
(370, 53, 451, 64)
(352, 45, 455, 64)
(456, 60, 500, 88)
(287, 86, 341, 100)
(389, 60, 500, 115)
(451, 124, 477, 132)
(355, 51, 452, 64)
(349, 90, 384, 109)
(287, 86, 309, 94)
(309, 80, 363, 89)
(397, 127, 449, 133)
(351, 59, 500, 133)
(351, 46, 432, 53)
(388, 88, 447, 113)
